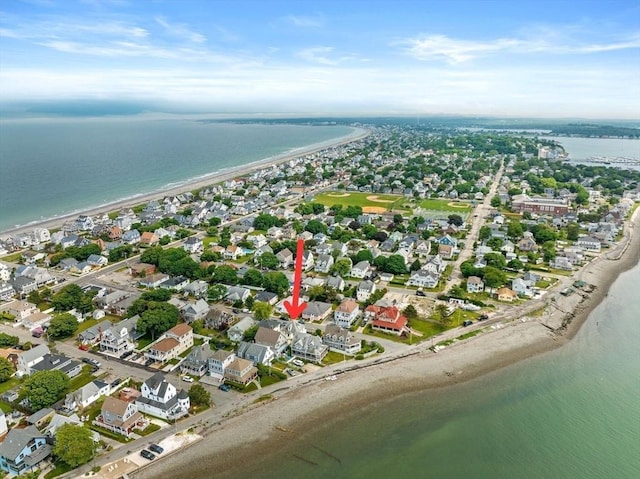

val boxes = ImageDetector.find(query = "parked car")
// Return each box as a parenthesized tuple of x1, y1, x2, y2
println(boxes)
(415, 290, 426, 297)
(218, 384, 230, 392)
(140, 450, 156, 461)
(285, 368, 297, 377)
(81, 358, 93, 365)
(463, 320, 473, 327)
(148, 444, 164, 455)
(181, 375, 194, 383)
(478, 313, 489, 321)
(292, 359, 304, 367)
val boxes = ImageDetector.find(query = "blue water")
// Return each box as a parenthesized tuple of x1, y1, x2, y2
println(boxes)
(0, 119, 355, 232)
(222, 261, 640, 479)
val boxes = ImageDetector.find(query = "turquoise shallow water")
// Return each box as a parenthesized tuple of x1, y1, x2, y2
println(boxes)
(0, 120, 354, 231)
(224, 262, 640, 479)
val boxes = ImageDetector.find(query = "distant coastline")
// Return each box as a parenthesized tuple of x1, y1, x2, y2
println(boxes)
(1, 126, 369, 237)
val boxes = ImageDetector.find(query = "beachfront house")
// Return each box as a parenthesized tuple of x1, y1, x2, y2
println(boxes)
(136, 372, 190, 420)
(0, 426, 51, 476)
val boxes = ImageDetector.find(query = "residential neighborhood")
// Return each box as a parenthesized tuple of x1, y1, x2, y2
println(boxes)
(0, 125, 638, 478)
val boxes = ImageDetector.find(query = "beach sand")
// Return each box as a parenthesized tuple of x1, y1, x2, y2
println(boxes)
(131, 210, 640, 479)
(1, 127, 370, 237)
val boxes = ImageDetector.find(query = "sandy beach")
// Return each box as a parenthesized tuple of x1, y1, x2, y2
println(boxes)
(130, 209, 640, 478)
(1, 127, 370, 237)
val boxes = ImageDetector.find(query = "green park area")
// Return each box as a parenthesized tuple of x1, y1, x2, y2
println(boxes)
(310, 191, 405, 211)
(417, 198, 472, 212)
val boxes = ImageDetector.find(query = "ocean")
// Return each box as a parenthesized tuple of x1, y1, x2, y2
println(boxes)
(0, 119, 355, 232)
(542, 136, 640, 170)
(234, 260, 640, 479)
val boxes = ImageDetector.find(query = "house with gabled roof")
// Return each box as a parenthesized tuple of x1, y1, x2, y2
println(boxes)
(301, 301, 332, 322)
(356, 280, 376, 302)
(0, 425, 51, 476)
(276, 248, 294, 269)
(205, 308, 232, 330)
(467, 276, 485, 293)
(406, 269, 439, 288)
(227, 317, 256, 342)
(208, 350, 236, 380)
(350, 260, 370, 279)
(371, 306, 407, 336)
(254, 326, 288, 354)
(291, 333, 328, 363)
(180, 344, 214, 377)
(223, 358, 258, 385)
(145, 323, 193, 363)
(136, 372, 190, 420)
(326, 275, 346, 292)
(323, 324, 362, 356)
(64, 379, 110, 411)
(100, 315, 140, 356)
(237, 341, 275, 365)
(225, 286, 250, 303)
(334, 300, 360, 328)
(181, 299, 209, 323)
(77, 319, 113, 346)
(94, 397, 147, 437)
(314, 254, 334, 273)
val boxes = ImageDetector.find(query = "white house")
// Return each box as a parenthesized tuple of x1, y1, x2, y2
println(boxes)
(334, 300, 360, 328)
(136, 372, 190, 420)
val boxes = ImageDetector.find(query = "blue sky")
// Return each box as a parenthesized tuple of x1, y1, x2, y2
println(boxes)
(1, 0, 639, 118)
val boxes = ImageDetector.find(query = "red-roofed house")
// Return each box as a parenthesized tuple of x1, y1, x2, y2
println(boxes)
(371, 306, 407, 336)
(144, 323, 193, 363)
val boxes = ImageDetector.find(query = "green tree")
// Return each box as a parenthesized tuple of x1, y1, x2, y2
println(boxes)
(566, 223, 581, 241)
(304, 219, 328, 235)
(447, 214, 464, 226)
(490, 195, 502, 208)
(253, 302, 273, 321)
(484, 252, 507, 269)
(507, 258, 524, 271)
(383, 255, 408, 275)
(0, 333, 19, 348)
(507, 220, 524, 239)
(47, 313, 79, 339)
(141, 289, 172, 302)
(483, 267, 507, 289)
(188, 384, 211, 407)
(436, 304, 451, 326)
(242, 269, 263, 287)
(403, 304, 418, 320)
(53, 423, 97, 468)
(256, 252, 279, 270)
(136, 303, 180, 340)
(353, 249, 374, 264)
(0, 357, 14, 382)
(21, 370, 70, 410)
(212, 265, 238, 285)
(478, 225, 492, 241)
(331, 258, 352, 277)
(207, 284, 227, 301)
(262, 272, 290, 297)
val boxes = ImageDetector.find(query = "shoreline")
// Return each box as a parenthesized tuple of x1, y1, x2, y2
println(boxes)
(1, 127, 369, 237)
(130, 209, 640, 478)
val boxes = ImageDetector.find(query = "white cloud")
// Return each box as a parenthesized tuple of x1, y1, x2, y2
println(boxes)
(296, 46, 338, 65)
(155, 16, 206, 43)
(283, 14, 325, 28)
(398, 32, 640, 63)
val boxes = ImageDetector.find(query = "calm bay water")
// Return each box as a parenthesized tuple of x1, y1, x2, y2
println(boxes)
(236, 262, 640, 479)
(0, 120, 355, 232)
(542, 136, 640, 170)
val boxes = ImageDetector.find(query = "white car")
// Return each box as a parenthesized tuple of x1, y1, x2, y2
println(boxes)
(181, 375, 194, 383)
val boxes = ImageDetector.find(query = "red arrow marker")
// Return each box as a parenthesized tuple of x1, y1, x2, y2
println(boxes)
(284, 238, 307, 320)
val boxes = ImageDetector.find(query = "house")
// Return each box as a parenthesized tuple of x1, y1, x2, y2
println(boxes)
(254, 326, 288, 354)
(0, 283, 14, 301)
(326, 275, 346, 292)
(136, 372, 190, 420)
(160, 276, 190, 292)
(16, 344, 51, 376)
(139, 231, 160, 247)
(205, 308, 233, 330)
(100, 316, 140, 356)
(254, 291, 279, 305)
(224, 245, 241, 261)
(29, 352, 82, 378)
(237, 341, 275, 365)
(94, 397, 147, 437)
(576, 236, 602, 252)
(225, 286, 250, 303)
(180, 344, 214, 377)
(467, 276, 485, 293)
(356, 280, 376, 302)
(414, 240, 431, 257)
(223, 357, 258, 385)
(301, 301, 333, 322)
(300, 251, 314, 271)
(350, 261, 370, 279)
(292, 332, 328, 363)
(44, 413, 100, 442)
(139, 273, 170, 289)
(512, 278, 535, 298)
(181, 299, 210, 323)
(130, 263, 157, 277)
(276, 248, 294, 269)
(227, 317, 256, 342)
(370, 306, 408, 336)
(183, 236, 203, 254)
(6, 301, 37, 322)
(122, 229, 141, 244)
(517, 232, 538, 252)
(496, 287, 517, 302)
(334, 300, 360, 328)
(208, 350, 236, 380)
(86, 254, 108, 267)
(406, 269, 439, 288)
(437, 234, 458, 249)
(77, 319, 113, 346)
(323, 324, 362, 355)
(182, 280, 208, 299)
(437, 244, 454, 259)
(64, 379, 110, 410)
(314, 254, 334, 273)
(0, 426, 51, 476)
(145, 324, 193, 363)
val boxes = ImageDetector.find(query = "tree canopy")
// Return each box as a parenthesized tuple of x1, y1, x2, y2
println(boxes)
(51, 284, 96, 314)
(53, 424, 97, 468)
(262, 272, 290, 297)
(0, 357, 14, 383)
(253, 302, 273, 321)
(47, 313, 79, 339)
(21, 370, 70, 410)
(188, 384, 211, 408)
(133, 302, 180, 340)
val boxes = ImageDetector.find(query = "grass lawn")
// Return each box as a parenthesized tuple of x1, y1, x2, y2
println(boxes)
(310, 191, 405, 211)
(259, 374, 284, 388)
(1, 252, 23, 262)
(0, 377, 21, 395)
(138, 423, 162, 436)
(136, 336, 154, 349)
(407, 318, 446, 341)
(44, 462, 75, 479)
(322, 350, 349, 365)
(0, 401, 13, 413)
(37, 301, 52, 311)
(203, 236, 219, 248)
(418, 199, 472, 212)
(90, 425, 132, 443)
(76, 318, 99, 333)
(69, 366, 97, 391)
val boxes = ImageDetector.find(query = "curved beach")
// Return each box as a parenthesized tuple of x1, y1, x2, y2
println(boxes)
(1, 126, 369, 237)
(130, 210, 640, 478)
